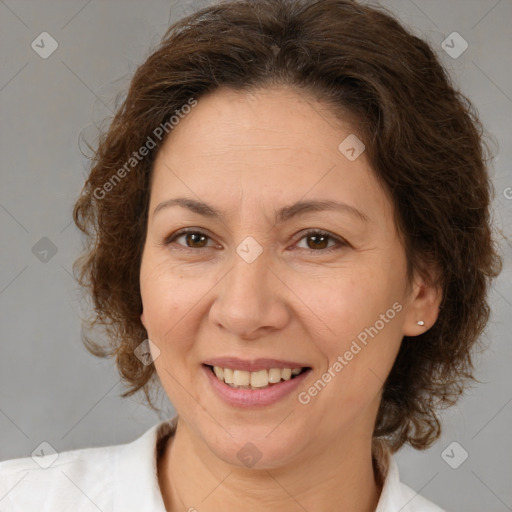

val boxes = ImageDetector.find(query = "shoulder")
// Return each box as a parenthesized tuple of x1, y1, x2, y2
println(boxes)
(397, 481, 447, 512)
(375, 445, 447, 512)
(0, 441, 120, 511)
(0, 418, 177, 512)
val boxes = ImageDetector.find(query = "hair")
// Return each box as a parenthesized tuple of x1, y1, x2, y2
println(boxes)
(72, 0, 502, 452)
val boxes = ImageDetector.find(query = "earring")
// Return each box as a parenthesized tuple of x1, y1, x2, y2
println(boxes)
(417, 320, 425, 326)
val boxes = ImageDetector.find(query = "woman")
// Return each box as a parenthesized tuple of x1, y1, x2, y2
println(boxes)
(0, 0, 502, 510)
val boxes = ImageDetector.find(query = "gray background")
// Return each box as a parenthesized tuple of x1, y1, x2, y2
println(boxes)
(0, 1, 511, 511)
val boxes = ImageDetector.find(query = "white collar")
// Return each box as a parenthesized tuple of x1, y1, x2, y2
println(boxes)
(113, 416, 443, 511)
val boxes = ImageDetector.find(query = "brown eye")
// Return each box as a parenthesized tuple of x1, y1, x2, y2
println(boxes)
(295, 230, 347, 252)
(183, 232, 208, 248)
(165, 229, 216, 249)
(305, 233, 330, 250)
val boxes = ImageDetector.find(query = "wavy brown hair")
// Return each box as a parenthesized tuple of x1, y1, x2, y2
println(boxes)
(72, 0, 502, 451)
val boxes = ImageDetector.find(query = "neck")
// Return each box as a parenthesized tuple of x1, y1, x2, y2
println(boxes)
(158, 419, 383, 512)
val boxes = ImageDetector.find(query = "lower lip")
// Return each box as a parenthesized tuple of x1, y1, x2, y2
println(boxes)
(203, 365, 311, 408)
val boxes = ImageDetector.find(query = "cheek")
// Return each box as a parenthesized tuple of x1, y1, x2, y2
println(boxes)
(296, 266, 404, 386)
(139, 260, 209, 404)
(139, 258, 205, 346)
(292, 268, 386, 351)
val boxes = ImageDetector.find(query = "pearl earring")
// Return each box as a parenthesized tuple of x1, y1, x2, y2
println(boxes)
(417, 320, 425, 326)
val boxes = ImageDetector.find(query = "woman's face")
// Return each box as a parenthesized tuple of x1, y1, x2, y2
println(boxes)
(140, 86, 432, 467)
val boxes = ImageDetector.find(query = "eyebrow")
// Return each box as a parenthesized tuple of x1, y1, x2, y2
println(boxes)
(152, 197, 369, 224)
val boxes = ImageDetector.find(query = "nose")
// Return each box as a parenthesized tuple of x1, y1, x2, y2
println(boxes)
(208, 250, 290, 340)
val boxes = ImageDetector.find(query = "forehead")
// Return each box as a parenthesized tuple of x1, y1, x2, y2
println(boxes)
(159, 86, 349, 160)
(150, 86, 392, 226)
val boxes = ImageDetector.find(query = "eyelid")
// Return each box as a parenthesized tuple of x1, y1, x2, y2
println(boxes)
(163, 227, 348, 252)
(292, 228, 349, 252)
(163, 227, 220, 248)
(297, 228, 349, 247)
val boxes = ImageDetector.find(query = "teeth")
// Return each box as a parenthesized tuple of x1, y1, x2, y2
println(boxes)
(213, 366, 224, 381)
(223, 367, 234, 384)
(250, 369, 269, 388)
(233, 369, 250, 386)
(211, 366, 304, 389)
(268, 368, 282, 383)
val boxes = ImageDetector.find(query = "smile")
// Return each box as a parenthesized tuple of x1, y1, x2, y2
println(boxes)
(201, 361, 312, 408)
(209, 365, 306, 389)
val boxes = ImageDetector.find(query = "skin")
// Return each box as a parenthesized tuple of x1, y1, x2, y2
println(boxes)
(139, 86, 442, 512)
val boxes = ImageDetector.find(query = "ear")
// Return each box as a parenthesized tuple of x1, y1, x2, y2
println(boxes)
(140, 310, 147, 330)
(402, 265, 443, 336)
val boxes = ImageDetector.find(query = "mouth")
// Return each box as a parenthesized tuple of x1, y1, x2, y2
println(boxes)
(201, 360, 312, 408)
(204, 364, 310, 390)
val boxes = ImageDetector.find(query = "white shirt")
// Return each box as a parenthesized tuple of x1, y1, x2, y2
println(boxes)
(0, 416, 445, 511)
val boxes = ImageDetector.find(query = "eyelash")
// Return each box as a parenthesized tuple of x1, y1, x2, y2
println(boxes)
(163, 228, 348, 254)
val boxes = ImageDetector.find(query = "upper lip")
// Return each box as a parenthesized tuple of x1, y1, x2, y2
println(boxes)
(203, 357, 310, 372)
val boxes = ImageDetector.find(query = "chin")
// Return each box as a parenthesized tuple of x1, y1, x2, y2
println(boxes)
(193, 416, 308, 470)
